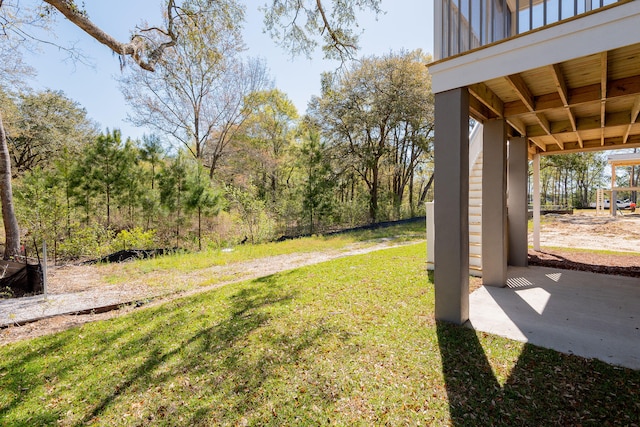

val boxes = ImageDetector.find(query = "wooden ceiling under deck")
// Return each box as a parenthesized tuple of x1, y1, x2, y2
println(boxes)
(467, 43, 640, 158)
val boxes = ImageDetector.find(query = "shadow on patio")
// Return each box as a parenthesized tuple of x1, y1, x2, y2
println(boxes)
(468, 266, 640, 369)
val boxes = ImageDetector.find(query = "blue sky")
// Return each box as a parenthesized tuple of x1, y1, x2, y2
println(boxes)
(25, 1, 434, 141)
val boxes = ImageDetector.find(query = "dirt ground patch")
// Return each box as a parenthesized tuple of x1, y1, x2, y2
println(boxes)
(528, 211, 640, 278)
(531, 211, 640, 252)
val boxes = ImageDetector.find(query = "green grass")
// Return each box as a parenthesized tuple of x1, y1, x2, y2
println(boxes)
(1, 242, 639, 426)
(106, 220, 426, 284)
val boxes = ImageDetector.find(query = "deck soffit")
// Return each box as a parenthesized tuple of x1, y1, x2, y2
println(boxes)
(468, 42, 640, 157)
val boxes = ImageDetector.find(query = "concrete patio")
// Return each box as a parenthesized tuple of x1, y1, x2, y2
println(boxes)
(469, 266, 640, 370)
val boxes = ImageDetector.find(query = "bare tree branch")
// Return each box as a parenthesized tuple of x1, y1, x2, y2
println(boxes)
(315, 0, 355, 57)
(42, 0, 178, 71)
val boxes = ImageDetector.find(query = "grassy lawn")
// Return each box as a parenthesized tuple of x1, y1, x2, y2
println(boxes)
(2, 243, 639, 426)
(103, 220, 426, 287)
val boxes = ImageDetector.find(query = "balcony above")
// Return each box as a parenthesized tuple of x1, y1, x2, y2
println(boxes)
(430, 0, 640, 157)
(435, 0, 623, 61)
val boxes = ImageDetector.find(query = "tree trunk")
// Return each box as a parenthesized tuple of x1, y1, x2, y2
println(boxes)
(66, 182, 72, 238)
(198, 206, 202, 251)
(0, 112, 21, 260)
(369, 166, 379, 223)
(409, 169, 415, 216)
(418, 173, 435, 204)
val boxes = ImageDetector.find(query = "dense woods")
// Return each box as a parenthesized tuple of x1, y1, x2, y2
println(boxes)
(1, 50, 438, 260)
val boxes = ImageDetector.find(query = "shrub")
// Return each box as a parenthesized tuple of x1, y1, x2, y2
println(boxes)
(110, 227, 157, 252)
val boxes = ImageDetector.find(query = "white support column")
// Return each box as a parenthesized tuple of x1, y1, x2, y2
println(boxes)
(611, 164, 617, 217)
(426, 202, 435, 271)
(533, 154, 541, 251)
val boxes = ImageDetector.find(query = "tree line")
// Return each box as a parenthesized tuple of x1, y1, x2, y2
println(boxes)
(2, 48, 435, 261)
(536, 152, 639, 208)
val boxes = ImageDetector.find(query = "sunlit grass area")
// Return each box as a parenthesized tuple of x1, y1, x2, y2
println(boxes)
(2, 243, 639, 426)
(105, 220, 427, 284)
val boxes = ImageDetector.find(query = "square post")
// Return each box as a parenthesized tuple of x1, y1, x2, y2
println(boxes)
(533, 153, 541, 251)
(507, 137, 529, 267)
(434, 88, 470, 325)
(482, 119, 508, 287)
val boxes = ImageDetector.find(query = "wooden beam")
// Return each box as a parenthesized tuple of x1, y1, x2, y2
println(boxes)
(606, 75, 640, 98)
(601, 51, 608, 101)
(503, 74, 640, 116)
(469, 95, 492, 122)
(549, 64, 582, 149)
(567, 107, 578, 132)
(529, 137, 547, 152)
(540, 133, 640, 156)
(534, 113, 563, 150)
(535, 113, 552, 135)
(622, 96, 640, 143)
(505, 74, 535, 112)
(526, 111, 632, 138)
(549, 63, 570, 107)
(632, 96, 640, 123)
(601, 100, 606, 146)
(565, 107, 583, 148)
(607, 186, 640, 191)
(506, 116, 527, 137)
(469, 83, 504, 117)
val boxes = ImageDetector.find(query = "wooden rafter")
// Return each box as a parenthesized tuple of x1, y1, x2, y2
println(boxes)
(505, 74, 535, 111)
(529, 137, 547, 152)
(469, 83, 504, 117)
(623, 96, 640, 143)
(541, 133, 640, 155)
(506, 116, 527, 138)
(469, 95, 492, 122)
(601, 52, 608, 100)
(535, 113, 550, 133)
(455, 41, 640, 156)
(505, 73, 566, 149)
(525, 110, 633, 138)
(503, 75, 640, 116)
(568, 107, 583, 148)
(600, 52, 608, 146)
(548, 63, 577, 149)
(549, 64, 569, 107)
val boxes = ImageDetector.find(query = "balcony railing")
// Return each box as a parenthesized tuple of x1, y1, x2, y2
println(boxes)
(435, 0, 622, 60)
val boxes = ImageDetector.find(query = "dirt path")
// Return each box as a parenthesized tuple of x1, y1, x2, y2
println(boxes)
(1, 240, 417, 345)
(531, 211, 640, 252)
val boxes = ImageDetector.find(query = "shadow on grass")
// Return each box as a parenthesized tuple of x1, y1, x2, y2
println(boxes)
(77, 274, 311, 425)
(0, 271, 339, 425)
(345, 218, 426, 243)
(437, 321, 640, 426)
